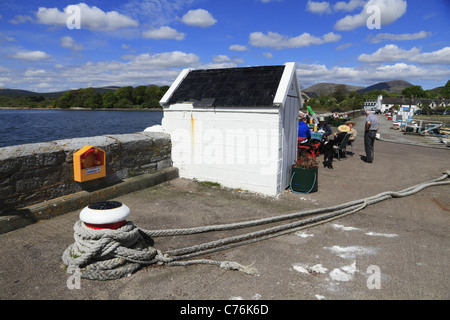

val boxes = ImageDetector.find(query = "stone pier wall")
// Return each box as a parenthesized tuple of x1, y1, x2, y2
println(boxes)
(0, 132, 172, 215)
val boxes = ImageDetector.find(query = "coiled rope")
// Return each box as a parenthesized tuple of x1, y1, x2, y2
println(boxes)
(62, 170, 450, 281)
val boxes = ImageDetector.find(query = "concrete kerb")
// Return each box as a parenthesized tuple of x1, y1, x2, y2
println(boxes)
(0, 167, 179, 235)
(378, 136, 449, 149)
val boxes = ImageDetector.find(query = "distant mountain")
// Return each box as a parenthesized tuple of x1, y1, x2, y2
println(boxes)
(429, 86, 444, 93)
(303, 83, 365, 97)
(356, 80, 413, 94)
(94, 86, 121, 93)
(0, 88, 52, 98)
(303, 80, 417, 97)
(1, 81, 440, 100)
(0, 86, 122, 99)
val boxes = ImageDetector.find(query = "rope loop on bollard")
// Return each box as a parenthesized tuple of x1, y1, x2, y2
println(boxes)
(62, 170, 450, 281)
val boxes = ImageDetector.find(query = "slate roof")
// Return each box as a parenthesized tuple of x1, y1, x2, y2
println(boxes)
(166, 65, 285, 107)
(383, 97, 415, 105)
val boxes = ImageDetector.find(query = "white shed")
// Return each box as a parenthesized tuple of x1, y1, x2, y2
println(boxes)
(160, 62, 301, 196)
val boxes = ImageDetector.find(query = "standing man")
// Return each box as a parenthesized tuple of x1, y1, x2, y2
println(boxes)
(364, 109, 379, 163)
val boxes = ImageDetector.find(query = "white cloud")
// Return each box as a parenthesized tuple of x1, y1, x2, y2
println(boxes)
(358, 45, 450, 65)
(249, 31, 341, 50)
(35, 83, 52, 89)
(212, 55, 244, 64)
(24, 69, 46, 77)
(336, 42, 358, 50)
(263, 52, 274, 58)
(358, 44, 420, 63)
(369, 31, 432, 43)
(229, 44, 248, 52)
(0, 32, 15, 42)
(307, 0, 365, 14)
(12, 50, 50, 60)
(121, 0, 196, 29)
(296, 62, 450, 88)
(4, 49, 201, 92)
(375, 63, 424, 76)
(181, 9, 217, 27)
(128, 51, 200, 68)
(334, 0, 366, 12)
(60, 36, 83, 51)
(35, 3, 138, 31)
(306, 1, 332, 14)
(142, 26, 185, 40)
(67, 52, 197, 87)
(212, 55, 231, 63)
(409, 47, 450, 65)
(196, 62, 239, 70)
(335, 0, 407, 31)
(9, 15, 33, 24)
(4, 52, 450, 93)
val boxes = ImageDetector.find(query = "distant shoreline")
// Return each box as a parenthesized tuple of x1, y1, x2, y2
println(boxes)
(0, 107, 163, 112)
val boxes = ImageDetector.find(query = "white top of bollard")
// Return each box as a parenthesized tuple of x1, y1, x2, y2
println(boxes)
(80, 201, 130, 225)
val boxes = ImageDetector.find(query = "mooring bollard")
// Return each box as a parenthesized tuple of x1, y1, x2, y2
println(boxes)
(79, 201, 130, 230)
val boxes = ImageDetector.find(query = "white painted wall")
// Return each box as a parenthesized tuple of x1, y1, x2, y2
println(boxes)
(162, 106, 283, 195)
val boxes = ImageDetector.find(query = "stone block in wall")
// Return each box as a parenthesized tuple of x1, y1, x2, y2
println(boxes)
(145, 132, 171, 147)
(157, 159, 173, 171)
(0, 142, 67, 214)
(106, 132, 172, 177)
(0, 142, 65, 177)
(52, 136, 118, 162)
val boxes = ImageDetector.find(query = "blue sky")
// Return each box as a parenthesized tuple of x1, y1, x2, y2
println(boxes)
(0, 0, 449, 93)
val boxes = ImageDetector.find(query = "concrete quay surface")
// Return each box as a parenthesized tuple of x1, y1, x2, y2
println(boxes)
(0, 115, 449, 302)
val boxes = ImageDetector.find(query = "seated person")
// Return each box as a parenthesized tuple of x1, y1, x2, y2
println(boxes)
(317, 117, 332, 139)
(333, 125, 351, 158)
(334, 125, 350, 144)
(298, 115, 311, 140)
(345, 120, 357, 144)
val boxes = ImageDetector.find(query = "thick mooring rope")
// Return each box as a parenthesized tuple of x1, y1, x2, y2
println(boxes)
(62, 170, 450, 281)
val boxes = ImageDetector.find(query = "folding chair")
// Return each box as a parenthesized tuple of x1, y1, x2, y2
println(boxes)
(333, 133, 351, 160)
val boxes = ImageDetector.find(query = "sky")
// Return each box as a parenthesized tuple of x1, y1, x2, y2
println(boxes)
(0, 0, 449, 93)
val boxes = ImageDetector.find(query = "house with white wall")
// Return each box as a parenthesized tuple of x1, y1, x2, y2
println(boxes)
(160, 62, 301, 196)
(382, 97, 418, 113)
(416, 99, 450, 109)
(365, 95, 419, 113)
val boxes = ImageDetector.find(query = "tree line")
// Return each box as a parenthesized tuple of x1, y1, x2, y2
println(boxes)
(0, 85, 169, 109)
(2, 81, 449, 111)
(304, 80, 450, 112)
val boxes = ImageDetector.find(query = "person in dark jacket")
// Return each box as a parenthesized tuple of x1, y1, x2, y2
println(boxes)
(334, 125, 350, 144)
(317, 117, 332, 139)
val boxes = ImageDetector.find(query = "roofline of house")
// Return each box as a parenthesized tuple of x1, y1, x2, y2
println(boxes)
(273, 62, 301, 109)
(159, 68, 192, 107)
